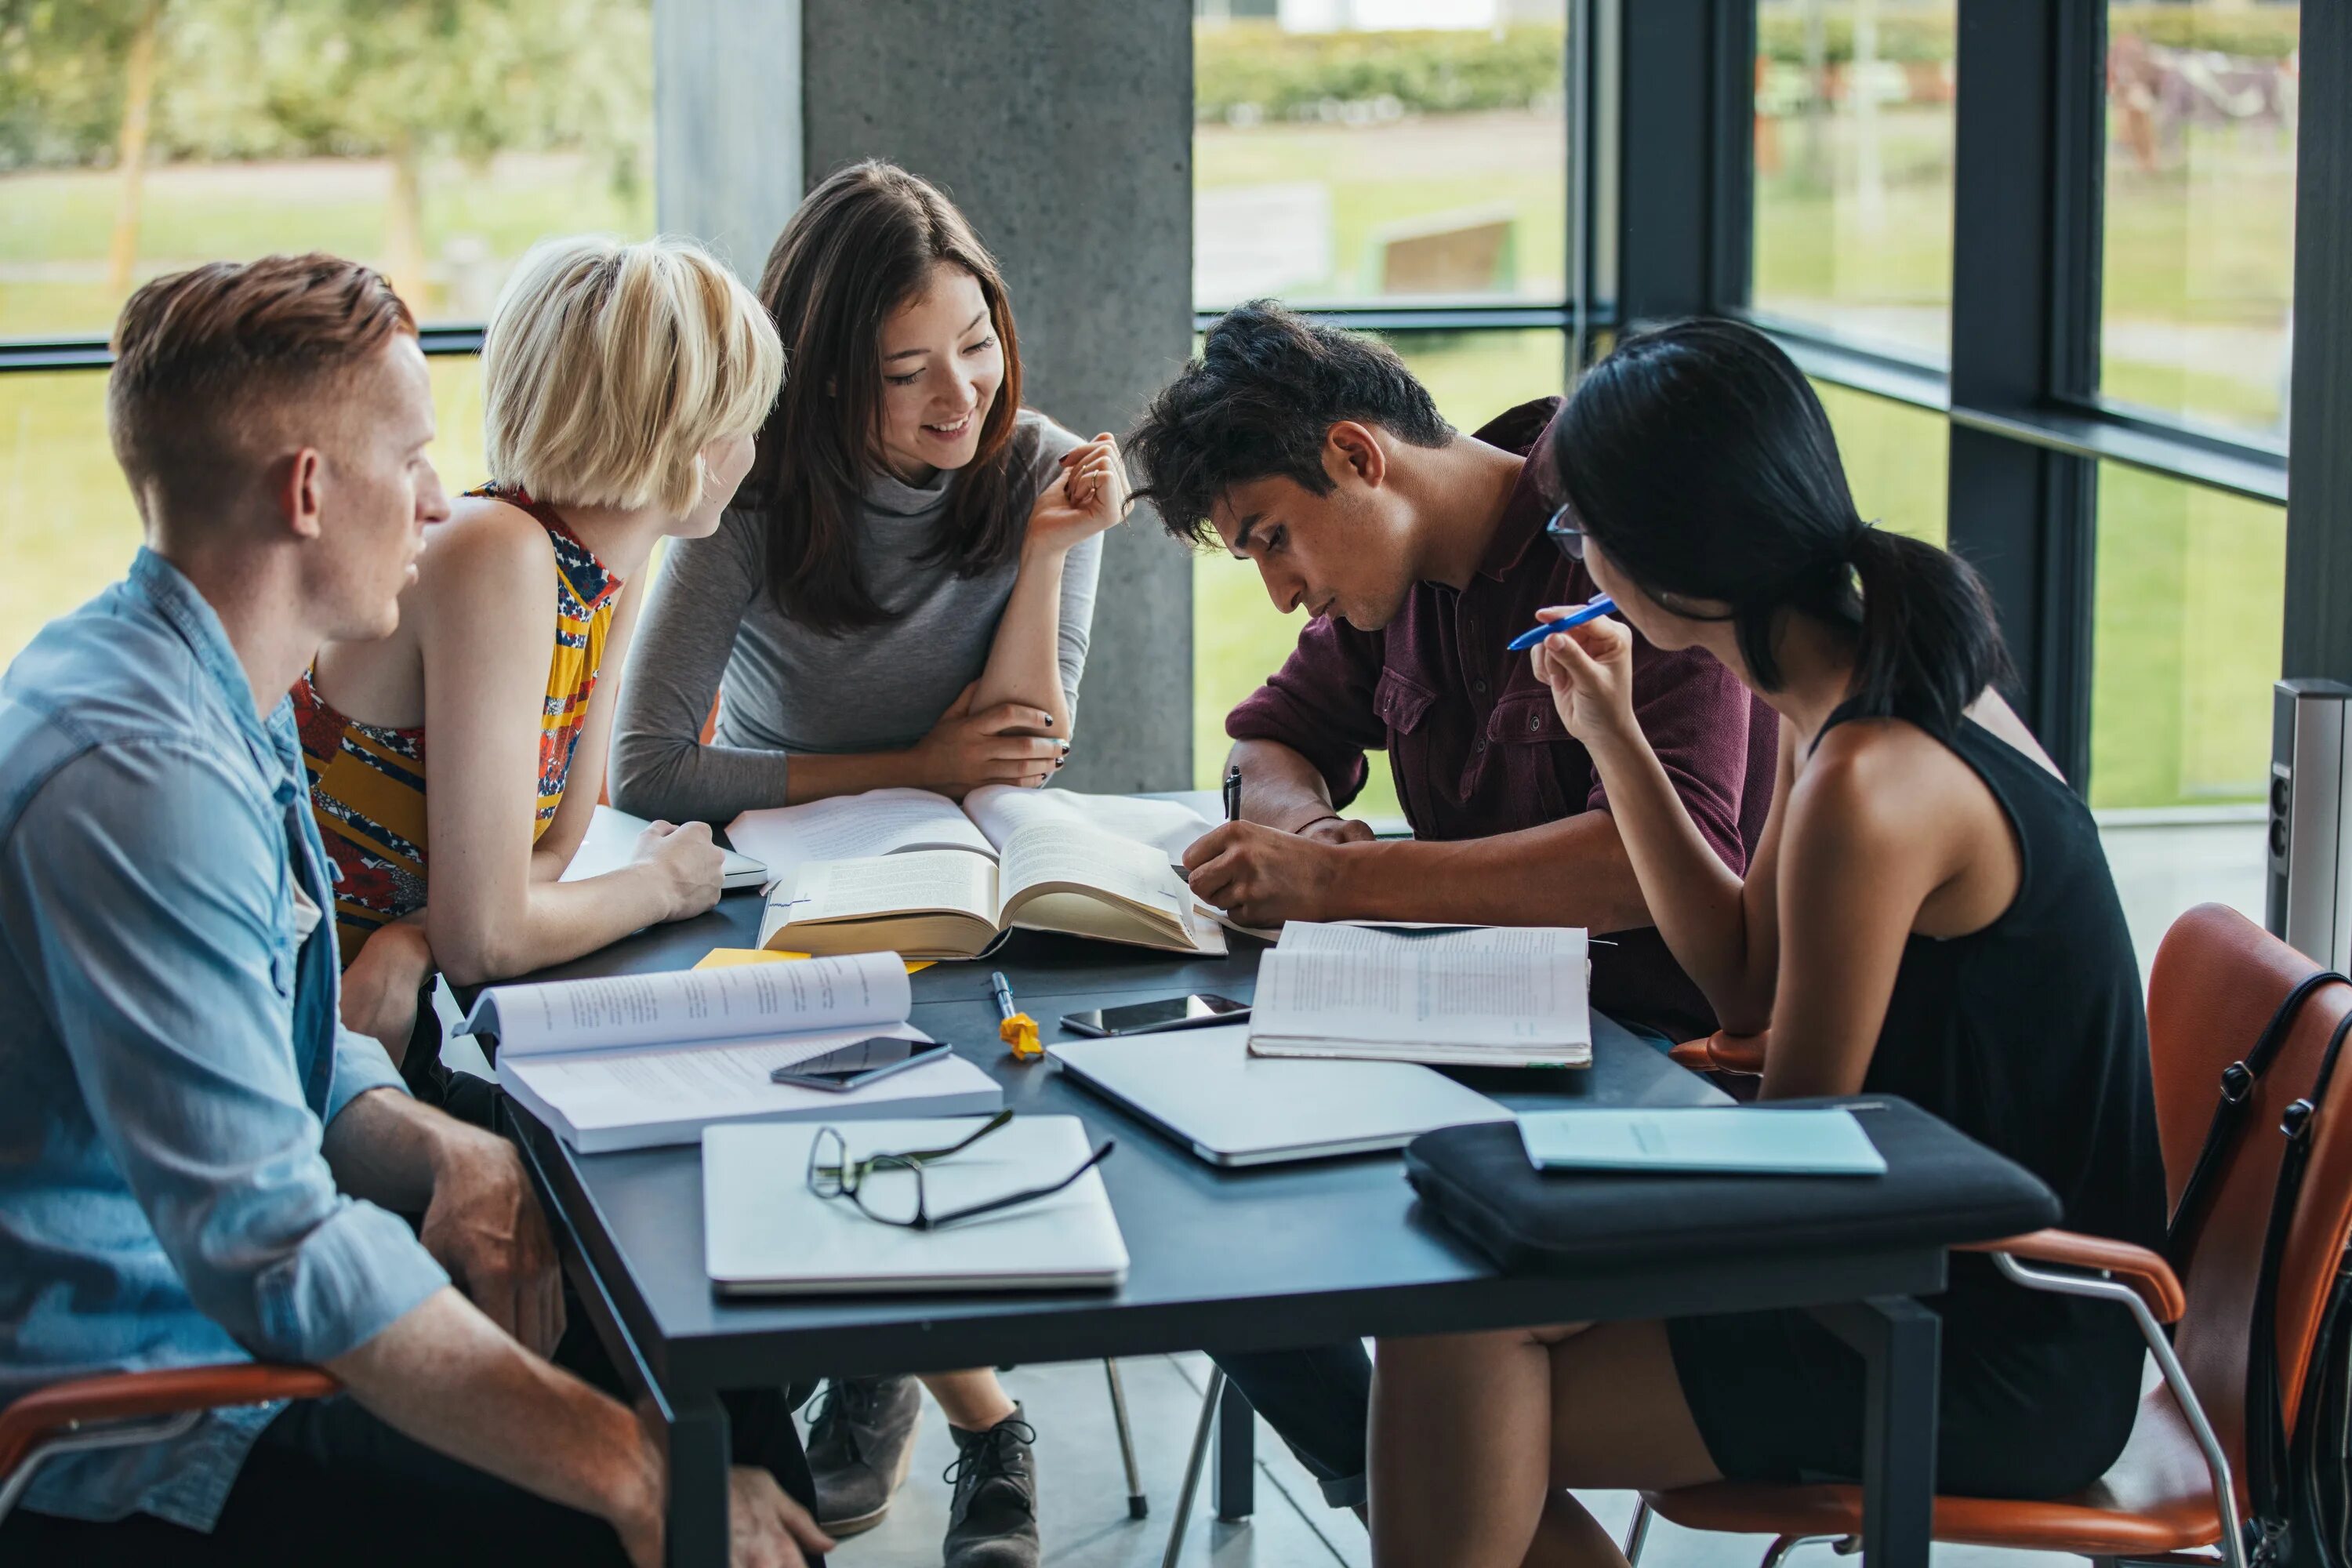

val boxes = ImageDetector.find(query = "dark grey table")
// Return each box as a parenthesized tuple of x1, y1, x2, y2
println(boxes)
(496, 891, 1951, 1568)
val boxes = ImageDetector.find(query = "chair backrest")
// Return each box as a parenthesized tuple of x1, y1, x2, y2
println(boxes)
(2148, 903, 2352, 1505)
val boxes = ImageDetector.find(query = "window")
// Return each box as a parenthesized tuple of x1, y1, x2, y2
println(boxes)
(1191, 329, 1569, 818)
(2089, 462, 2285, 809)
(1813, 379, 1946, 546)
(0, 358, 490, 667)
(2099, 2, 2299, 442)
(0, 1, 655, 341)
(1192, 1, 1570, 309)
(1751, 0, 1957, 363)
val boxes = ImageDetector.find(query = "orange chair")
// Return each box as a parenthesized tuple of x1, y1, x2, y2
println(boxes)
(1670, 1030, 1767, 1077)
(0, 1363, 336, 1526)
(1623, 904, 2352, 1568)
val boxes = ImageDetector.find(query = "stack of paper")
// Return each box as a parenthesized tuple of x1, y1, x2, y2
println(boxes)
(1247, 922, 1592, 1069)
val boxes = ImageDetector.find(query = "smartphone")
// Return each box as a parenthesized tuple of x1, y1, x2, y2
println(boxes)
(770, 1036, 952, 1091)
(1059, 994, 1252, 1038)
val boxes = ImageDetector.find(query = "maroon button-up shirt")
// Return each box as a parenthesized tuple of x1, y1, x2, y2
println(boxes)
(1225, 397, 1778, 1037)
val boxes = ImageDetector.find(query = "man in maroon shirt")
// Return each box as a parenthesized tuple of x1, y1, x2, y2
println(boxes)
(1135, 300, 1776, 1043)
(1127, 303, 1778, 1518)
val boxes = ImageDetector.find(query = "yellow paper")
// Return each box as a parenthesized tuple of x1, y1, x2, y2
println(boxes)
(693, 947, 933, 975)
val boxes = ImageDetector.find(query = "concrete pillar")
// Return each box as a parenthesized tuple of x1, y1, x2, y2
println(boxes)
(654, 0, 805, 280)
(656, 0, 1198, 793)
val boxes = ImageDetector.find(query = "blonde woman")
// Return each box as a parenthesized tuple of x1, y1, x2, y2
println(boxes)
(298, 235, 786, 1076)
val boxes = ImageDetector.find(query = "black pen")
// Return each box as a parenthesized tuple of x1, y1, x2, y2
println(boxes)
(1223, 764, 1242, 825)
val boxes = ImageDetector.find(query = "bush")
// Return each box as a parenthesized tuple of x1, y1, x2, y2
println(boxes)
(1195, 21, 1565, 124)
(1753, 2, 2296, 68)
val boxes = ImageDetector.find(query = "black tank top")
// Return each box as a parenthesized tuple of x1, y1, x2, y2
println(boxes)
(1847, 715, 2166, 1443)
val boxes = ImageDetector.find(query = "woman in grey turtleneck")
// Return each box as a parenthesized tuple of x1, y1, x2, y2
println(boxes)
(607, 161, 1127, 1568)
(609, 162, 1127, 828)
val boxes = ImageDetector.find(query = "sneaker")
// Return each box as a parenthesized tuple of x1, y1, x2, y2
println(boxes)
(942, 1406, 1041, 1568)
(804, 1374, 923, 1536)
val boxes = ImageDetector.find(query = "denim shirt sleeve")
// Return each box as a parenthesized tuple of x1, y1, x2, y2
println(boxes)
(9, 741, 448, 1364)
(328, 1022, 407, 1125)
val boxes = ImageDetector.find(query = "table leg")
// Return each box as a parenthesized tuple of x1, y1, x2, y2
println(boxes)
(1212, 1374, 1256, 1523)
(1809, 1297, 1939, 1568)
(665, 1392, 732, 1568)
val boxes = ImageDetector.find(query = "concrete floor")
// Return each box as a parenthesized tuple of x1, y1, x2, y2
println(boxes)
(821, 818, 2263, 1568)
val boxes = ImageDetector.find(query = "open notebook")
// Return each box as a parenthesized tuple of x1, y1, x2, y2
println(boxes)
(734, 787, 1227, 960)
(463, 953, 1000, 1152)
(563, 804, 768, 890)
(1247, 922, 1592, 1069)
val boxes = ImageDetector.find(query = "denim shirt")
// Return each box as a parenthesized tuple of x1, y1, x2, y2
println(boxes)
(0, 550, 448, 1529)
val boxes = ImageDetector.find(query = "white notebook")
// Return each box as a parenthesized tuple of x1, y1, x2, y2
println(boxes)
(466, 953, 1001, 1152)
(563, 804, 768, 890)
(1519, 1108, 1889, 1176)
(1247, 922, 1593, 1069)
(703, 1116, 1129, 1295)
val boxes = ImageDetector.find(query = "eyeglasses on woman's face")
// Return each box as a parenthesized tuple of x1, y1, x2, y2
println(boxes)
(1545, 503, 1585, 562)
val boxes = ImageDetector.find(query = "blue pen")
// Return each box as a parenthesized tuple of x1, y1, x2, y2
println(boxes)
(1505, 594, 1617, 652)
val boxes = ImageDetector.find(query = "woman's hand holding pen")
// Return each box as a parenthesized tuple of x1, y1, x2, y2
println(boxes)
(912, 681, 1069, 798)
(1530, 607, 1641, 751)
(1024, 432, 1130, 557)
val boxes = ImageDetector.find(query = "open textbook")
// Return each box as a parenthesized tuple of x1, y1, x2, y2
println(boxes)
(1247, 921, 1592, 1069)
(463, 952, 1000, 1152)
(732, 787, 1227, 960)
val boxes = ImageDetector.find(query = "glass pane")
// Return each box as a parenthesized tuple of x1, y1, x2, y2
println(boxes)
(1751, 1, 1957, 363)
(2100, 3, 2298, 441)
(2089, 462, 2284, 810)
(1192, 2, 1570, 310)
(0, 3, 655, 341)
(1192, 328, 1568, 815)
(1813, 379, 1947, 546)
(0, 358, 489, 668)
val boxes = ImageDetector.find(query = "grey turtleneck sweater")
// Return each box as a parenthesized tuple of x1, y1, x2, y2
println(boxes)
(609, 408, 1098, 823)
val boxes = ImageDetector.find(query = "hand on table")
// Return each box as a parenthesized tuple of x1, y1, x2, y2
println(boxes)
(420, 1125, 565, 1356)
(630, 817, 726, 923)
(912, 681, 1068, 798)
(1183, 820, 1361, 927)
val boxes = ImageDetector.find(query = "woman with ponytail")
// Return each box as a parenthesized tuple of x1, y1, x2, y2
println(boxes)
(1365, 320, 2165, 1566)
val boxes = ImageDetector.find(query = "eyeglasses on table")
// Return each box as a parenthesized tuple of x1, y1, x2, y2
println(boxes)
(805, 1109, 1116, 1232)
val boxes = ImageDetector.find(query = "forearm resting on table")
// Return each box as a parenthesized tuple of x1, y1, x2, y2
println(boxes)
(1584, 728, 1772, 1031)
(782, 747, 936, 804)
(430, 871, 678, 989)
(1325, 811, 1653, 931)
(328, 1288, 655, 1535)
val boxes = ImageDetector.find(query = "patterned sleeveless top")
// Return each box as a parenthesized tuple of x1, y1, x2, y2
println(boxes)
(292, 484, 622, 964)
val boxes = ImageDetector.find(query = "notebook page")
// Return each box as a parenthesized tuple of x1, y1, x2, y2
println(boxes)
(995, 821, 1192, 924)
(463, 951, 911, 1058)
(1252, 923, 1590, 1049)
(965, 786, 1221, 865)
(728, 789, 993, 889)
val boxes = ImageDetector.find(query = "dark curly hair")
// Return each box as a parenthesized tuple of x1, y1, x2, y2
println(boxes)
(1129, 299, 1454, 546)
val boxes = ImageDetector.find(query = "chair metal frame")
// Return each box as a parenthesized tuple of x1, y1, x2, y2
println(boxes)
(1620, 1242, 2245, 1568)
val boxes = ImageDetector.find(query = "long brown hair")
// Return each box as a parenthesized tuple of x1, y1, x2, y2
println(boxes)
(746, 161, 1026, 633)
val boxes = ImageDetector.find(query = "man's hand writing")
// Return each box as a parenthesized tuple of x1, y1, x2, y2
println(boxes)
(1183, 821, 1360, 927)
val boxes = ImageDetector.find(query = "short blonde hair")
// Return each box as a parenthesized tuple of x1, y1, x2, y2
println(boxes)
(483, 235, 784, 516)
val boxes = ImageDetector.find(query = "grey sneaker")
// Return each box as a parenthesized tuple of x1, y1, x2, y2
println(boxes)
(805, 1374, 923, 1536)
(942, 1407, 1040, 1568)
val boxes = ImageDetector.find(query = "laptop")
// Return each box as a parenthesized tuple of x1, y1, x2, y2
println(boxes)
(1047, 1025, 1513, 1168)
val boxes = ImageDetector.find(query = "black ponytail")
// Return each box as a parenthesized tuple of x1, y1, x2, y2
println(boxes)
(1548, 318, 2011, 739)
